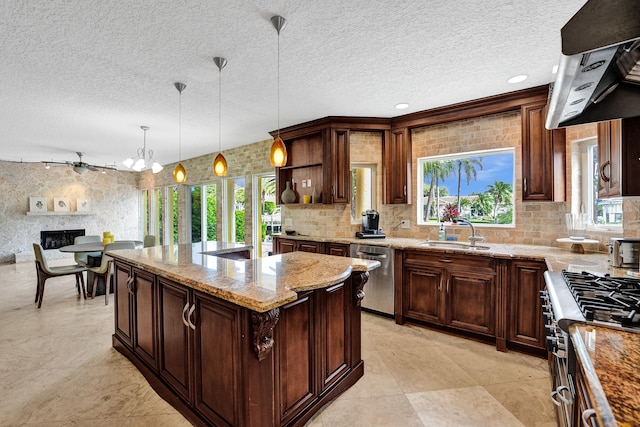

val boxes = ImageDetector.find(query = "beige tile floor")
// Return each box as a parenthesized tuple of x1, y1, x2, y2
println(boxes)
(1, 260, 556, 426)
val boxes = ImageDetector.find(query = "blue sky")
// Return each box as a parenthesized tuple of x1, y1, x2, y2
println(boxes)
(427, 152, 514, 196)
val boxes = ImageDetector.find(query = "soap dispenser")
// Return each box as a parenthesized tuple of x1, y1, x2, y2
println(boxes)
(438, 223, 446, 241)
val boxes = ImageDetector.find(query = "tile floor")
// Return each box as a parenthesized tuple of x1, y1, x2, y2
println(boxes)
(1, 260, 556, 426)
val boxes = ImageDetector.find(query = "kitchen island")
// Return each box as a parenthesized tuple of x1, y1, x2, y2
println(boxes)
(106, 243, 378, 427)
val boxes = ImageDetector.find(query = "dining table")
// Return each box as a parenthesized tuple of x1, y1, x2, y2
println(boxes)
(58, 241, 143, 297)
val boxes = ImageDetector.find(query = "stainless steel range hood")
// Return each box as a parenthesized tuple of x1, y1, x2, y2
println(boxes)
(546, 0, 640, 129)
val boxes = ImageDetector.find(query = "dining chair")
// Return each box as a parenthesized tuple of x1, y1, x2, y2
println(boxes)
(32, 243, 87, 308)
(143, 235, 157, 247)
(73, 235, 102, 266)
(88, 241, 136, 305)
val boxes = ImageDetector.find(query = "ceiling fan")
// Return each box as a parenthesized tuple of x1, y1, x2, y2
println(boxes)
(42, 152, 117, 175)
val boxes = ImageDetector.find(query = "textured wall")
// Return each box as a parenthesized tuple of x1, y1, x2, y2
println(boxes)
(0, 161, 139, 263)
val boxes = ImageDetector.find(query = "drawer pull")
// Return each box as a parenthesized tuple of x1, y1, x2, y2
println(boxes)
(582, 409, 596, 426)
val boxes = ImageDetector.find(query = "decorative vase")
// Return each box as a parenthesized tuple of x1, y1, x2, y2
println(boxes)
(281, 180, 296, 204)
(312, 186, 319, 204)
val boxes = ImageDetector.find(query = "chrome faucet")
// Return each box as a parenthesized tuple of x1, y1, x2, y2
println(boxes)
(453, 217, 484, 247)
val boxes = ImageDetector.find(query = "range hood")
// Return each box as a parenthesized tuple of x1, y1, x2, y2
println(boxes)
(546, 0, 640, 129)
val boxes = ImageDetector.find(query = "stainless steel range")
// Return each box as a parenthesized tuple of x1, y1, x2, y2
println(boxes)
(542, 270, 640, 427)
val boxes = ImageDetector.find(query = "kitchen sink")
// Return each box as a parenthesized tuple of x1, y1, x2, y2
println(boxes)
(419, 240, 490, 251)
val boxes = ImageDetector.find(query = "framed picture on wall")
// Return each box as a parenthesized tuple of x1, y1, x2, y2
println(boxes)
(53, 198, 70, 212)
(76, 198, 91, 212)
(29, 197, 48, 213)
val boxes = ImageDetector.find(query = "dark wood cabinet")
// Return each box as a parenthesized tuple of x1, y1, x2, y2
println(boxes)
(113, 261, 158, 369)
(112, 257, 366, 427)
(133, 268, 158, 369)
(400, 250, 496, 337)
(521, 101, 566, 201)
(325, 242, 350, 257)
(114, 261, 134, 348)
(326, 128, 350, 204)
(383, 128, 412, 204)
(507, 260, 546, 352)
(597, 117, 640, 198)
(274, 237, 350, 256)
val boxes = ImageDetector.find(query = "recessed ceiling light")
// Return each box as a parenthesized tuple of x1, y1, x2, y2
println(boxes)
(395, 103, 409, 110)
(552, 65, 559, 74)
(507, 74, 528, 84)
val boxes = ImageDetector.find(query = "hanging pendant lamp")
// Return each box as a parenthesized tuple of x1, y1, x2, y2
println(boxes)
(212, 56, 228, 177)
(270, 15, 288, 167)
(173, 82, 187, 183)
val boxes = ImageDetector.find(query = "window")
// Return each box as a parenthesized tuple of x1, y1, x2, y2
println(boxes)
(351, 164, 377, 223)
(574, 138, 622, 228)
(168, 185, 178, 244)
(417, 148, 515, 226)
(190, 184, 217, 243)
(141, 189, 150, 237)
(253, 174, 277, 258)
(223, 178, 245, 243)
(152, 188, 164, 243)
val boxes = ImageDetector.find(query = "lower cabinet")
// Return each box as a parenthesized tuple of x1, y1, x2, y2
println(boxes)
(508, 260, 546, 352)
(112, 260, 365, 427)
(273, 237, 349, 257)
(113, 261, 158, 369)
(158, 277, 242, 426)
(400, 250, 496, 337)
(574, 361, 599, 427)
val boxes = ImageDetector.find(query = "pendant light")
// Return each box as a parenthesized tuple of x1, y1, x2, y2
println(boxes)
(173, 82, 187, 183)
(212, 56, 228, 177)
(270, 15, 288, 167)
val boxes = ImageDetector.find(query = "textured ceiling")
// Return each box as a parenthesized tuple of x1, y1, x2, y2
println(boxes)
(1, 0, 587, 170)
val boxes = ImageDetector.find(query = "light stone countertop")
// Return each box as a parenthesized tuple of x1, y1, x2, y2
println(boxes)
(107, 242, 380, 312)
(275, 234, 616, 274)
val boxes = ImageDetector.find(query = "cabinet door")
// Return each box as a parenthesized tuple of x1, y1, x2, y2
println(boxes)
(276, 292, 317, 425)
(508, 261, 546, 350)
(114, 261, 134, 348)
(445, 271, 495, 336)
(521, 102, 566, 201)
(326, 243, 349, 257)
(403, 266, 445, 324)
(322, 282, 350, 390)
(597, 120, 620, 197)
(326, 128, 350, 204)
(192, 292, 241, 426)
(133, 268, 158, 369)
(158, 278, 192, 401)
(383, 128, 411, 204)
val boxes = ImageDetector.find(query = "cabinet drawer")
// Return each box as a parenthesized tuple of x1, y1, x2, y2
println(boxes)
(404, 250, 495, 273)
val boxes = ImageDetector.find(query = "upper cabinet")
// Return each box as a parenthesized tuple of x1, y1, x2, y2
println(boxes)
(597, 117, 640, 198)
(273, 117, 389, 205)
(521, 101, 566, 201)
(383, 128, 412, 204)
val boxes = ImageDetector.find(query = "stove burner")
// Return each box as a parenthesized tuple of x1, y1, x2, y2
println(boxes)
(561, 270, 640, 328)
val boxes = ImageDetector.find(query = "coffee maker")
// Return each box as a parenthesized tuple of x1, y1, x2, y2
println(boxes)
(355, 210, 386, 239)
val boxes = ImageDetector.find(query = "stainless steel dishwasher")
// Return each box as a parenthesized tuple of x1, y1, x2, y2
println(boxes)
(350, 243, 394, 316)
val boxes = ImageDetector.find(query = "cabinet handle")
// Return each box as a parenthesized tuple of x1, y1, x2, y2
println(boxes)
(403, 185, 407, 196)
(438, 259, 453, 263)
(600, 160, 611, 182)
(181, 302, 190, 328)
(187, 304, 197, 330)
(523, 178, 527, 194)
(438, 279, 442, 292)
(446, 279, 450, 293)
(126, 276, 134, 294)
(582, 409, 597, 426)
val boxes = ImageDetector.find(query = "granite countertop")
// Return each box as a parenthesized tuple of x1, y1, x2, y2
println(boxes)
(570, 325, 640, 427)
(274, 234, 615, 274)
(107, 242, 380, 312)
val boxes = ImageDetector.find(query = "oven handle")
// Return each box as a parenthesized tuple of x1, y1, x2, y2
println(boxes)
(550, 385, 573, 406)
(582, 408, 597, 426)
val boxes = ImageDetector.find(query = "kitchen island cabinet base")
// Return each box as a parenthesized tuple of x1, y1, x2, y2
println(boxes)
(112, 261, 368, 427)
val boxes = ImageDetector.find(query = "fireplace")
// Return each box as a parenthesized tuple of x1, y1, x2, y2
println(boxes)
(40, 229, 85, 250)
